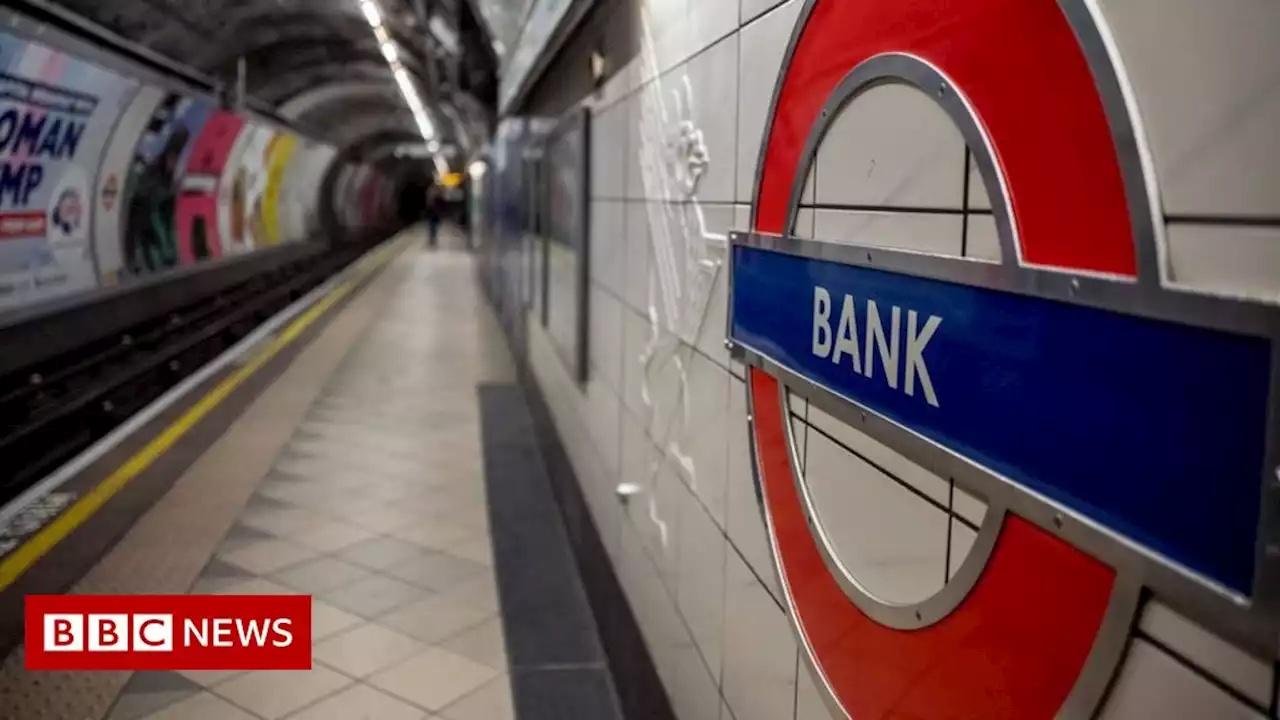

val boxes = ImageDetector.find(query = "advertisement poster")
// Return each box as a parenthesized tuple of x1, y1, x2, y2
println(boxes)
(332, 165, 358, 230)
(122, 93, 213, 276)
(174, 110, 242, 265)
(218, 124, 273, 255)
(261, 133, 298, 245)
(360, 170, 384, 228)
(361, 167, 383, 228)
(0, 32, 135, 310)
(302, 144, 337, 238)
(92, 85, 162, 285)
(215, 124, 253, 256)
(275, 142, 306, 244)
(278, 142, 329, 243)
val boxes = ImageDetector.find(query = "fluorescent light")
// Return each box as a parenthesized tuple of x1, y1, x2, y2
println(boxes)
(359, 0, 435, 142)
(360, 0, 382, 27)
(415, 113, 436, 139)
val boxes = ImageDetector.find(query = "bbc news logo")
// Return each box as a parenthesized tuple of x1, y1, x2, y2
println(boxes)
(25, 595, 311, 671)
(43, 613, 295, 652)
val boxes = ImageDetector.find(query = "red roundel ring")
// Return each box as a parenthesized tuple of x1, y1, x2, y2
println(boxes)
(747, 0, 1150, 717)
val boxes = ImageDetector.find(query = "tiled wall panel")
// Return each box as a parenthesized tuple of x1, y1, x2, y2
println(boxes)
(519, 0, 1280, 717)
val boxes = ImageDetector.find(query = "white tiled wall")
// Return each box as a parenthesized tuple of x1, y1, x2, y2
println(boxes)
(813, 84, 966, 209)
(521, 0, 1280, 717)
(1096, 0, 1280, 300)
(527, 4, 806, 718)
(736, 0, 804, 204)
(1099, 640, 1268, 720)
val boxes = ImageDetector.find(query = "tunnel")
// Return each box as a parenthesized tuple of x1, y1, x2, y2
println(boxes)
(0, 1, 1276, 719)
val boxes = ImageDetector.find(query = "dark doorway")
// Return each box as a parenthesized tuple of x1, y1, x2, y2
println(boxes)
(395, 166, 432, 226)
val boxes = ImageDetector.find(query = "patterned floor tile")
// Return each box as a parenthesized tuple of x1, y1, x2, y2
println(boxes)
(291, 521, 378, 553)
(391, 519, 475, 551)
(177, 670, 243, 689)
(218, 523, 279, 553)
(238, 507, 327, 537)
(445, 533, 495, 567)
(242, 494, 294, 514)
(218, 538, 319, 575)
(439, 676, 516, 720)
(338, 536, 431, 571)
(312, 623, 425, 678)
(286, 683, 428, 720)
(213, 578, 299, 596)
(378, 592, 496, 644)
(312, 600, 365, 641)
(189, 558, 257, 594)
(383, 551, 487, 592)
(438, 617, 509, 671)
(343, 503, 426, 533)
(106, 671, 202, 720)
(138, 692, 257, 720)
(214, 665, 351, 719)
(321, 574, 425, 619)
(270, 555, 371, 593)
(369, 648, 498, 712)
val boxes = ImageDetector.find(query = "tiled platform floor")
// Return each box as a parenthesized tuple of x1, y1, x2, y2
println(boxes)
(100, 233, 521, 719)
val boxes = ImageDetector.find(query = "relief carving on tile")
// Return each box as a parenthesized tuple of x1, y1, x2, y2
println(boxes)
(630, 9, 727, 559)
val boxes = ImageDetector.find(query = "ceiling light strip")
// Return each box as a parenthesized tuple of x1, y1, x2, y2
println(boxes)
(359, 0, 436, 141)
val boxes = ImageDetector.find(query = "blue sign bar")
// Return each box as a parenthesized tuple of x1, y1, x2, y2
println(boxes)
(730, 243, 1272, 594)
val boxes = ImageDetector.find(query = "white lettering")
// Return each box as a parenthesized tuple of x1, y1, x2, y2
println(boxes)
(186, 618, 293, 648)
(810, 287, 942, 407)
(213, 618, 234, 647)
(271, 618, 293, 647)
(832, 294, 862, 373)
(133, 614, 173, 651)
(88, 614, 128, 652)
(863, 300, 900, 389)
(184, 618, 207, 646)
(812, 286, 832, 358)
(236, 619, 271, 647)
(46, 614, 82, 651)
(905, 310, 942, 407)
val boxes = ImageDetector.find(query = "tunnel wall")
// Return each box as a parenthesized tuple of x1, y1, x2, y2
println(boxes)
(486, 0, 1280, 719)
(0, 17, 394, 317)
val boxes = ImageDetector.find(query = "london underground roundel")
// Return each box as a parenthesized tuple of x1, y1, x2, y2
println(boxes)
(729, 0, 1280, 717)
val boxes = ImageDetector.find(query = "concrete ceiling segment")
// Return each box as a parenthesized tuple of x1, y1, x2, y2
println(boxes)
(141, 0, 423, 61)
(467, 0, 533, 60)
(189, 10, 426, 75)
(254, 62, 399, 106)
(321, 112, 436, 148)
(35, 0, 496, 147)
(224, 36, 431, 92)
(278, 77, 475, 153)
(303, 97, 419, 139)
(279, 81, 415, 120)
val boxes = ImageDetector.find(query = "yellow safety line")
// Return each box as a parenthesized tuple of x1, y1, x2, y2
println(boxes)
(0, 239, 406, 591)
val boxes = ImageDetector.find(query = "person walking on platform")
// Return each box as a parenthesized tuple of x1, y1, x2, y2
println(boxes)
(425, 185, 441, 248)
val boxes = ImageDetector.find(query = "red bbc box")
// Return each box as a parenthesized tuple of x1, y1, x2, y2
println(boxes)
(24, 594, 311, 671)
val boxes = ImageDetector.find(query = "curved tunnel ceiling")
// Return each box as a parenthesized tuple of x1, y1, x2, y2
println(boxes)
(469, 0, 533, 60)
(29, 0, 498, 158)
(280, 81, 415, 119)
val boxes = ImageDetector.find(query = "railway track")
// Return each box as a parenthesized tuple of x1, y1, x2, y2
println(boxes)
(0, 238, 379, 506)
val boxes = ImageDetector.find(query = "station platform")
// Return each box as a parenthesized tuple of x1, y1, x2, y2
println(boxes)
(0, 227, 622, 720)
